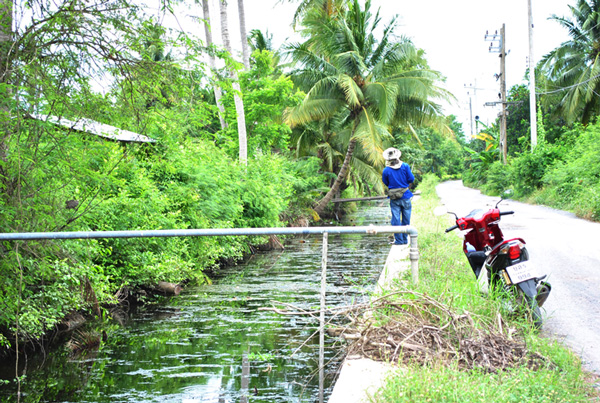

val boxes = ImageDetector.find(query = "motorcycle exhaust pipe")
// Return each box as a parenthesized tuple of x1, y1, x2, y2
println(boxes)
(536, 281, 551, 308)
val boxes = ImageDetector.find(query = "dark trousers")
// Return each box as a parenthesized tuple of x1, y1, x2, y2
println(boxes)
(390, 197, 412, 244)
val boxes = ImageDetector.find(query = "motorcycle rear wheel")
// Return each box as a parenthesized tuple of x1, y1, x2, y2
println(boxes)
(516, 288, 543, 328)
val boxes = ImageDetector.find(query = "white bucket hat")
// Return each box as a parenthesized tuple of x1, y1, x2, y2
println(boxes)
(383, 147, 401, 161)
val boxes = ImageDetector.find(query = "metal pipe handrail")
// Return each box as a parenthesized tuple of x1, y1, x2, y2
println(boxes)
(0, 225, 415, 240)
(0, 225, 420, 284)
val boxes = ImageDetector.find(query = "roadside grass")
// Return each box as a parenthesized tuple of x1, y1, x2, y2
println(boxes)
(370, 175, 599, 403)
(375, 363, 590, 403)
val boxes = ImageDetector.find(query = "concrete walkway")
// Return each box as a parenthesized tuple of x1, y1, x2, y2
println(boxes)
(328, 243, 411, 402)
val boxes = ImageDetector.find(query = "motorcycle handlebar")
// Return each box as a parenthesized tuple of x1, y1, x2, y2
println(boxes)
(445, 224, 458, 233)
(445, 211, 513, 233)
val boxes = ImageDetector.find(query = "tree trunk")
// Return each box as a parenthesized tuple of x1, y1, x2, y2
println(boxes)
(0, 0, 11, 81)
(313, 136, 357, 217)
(237, 0, 250, 70)
(202, 0, 227, 130)
(0, 0, 13, 170)
(219, 0, 247, 164)
(156, 281, 182, 296)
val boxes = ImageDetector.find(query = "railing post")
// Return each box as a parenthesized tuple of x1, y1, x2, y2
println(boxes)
(319, 231, 328, 403)
(409, 231, 419, 284)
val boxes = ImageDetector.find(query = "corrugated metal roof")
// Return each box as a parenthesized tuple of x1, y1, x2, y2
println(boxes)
(34, 114, 157, 143)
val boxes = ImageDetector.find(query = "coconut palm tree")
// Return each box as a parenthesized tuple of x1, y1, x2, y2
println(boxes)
(202, 0, 227, 130)
(539, 0, 600, 124)
(285, 0, 450, 216)
(283, 0, 346, 28)
(237, 0, 250, 69)
(249, 29, 273, 52)
(0, 0, 13, 163)
(0, 0, 11, 82)
(219, 0, 248, 164)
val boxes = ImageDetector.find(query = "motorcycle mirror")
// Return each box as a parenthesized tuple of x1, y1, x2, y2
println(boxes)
(496, 189, 514, 208)
(433, 206, 458, 219)
(502, 189, 514, 199)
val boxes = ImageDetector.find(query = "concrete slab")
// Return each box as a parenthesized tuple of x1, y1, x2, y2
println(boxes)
(377, 243, 410, 290)
(328, 357, 396, 403)
(329, 243, 411, 401)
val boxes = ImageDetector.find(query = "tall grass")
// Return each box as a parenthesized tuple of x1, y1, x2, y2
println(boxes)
(370, 175, 598, 403)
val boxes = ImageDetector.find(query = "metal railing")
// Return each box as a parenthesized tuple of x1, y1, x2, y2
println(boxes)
(0, 225, 419, 281)
(1, 225, 418, 403)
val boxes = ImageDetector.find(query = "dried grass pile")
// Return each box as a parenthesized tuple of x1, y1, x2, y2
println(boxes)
(340, 291, 550, 373)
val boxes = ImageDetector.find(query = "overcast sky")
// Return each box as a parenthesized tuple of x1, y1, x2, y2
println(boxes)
(192, 0, 576, 136)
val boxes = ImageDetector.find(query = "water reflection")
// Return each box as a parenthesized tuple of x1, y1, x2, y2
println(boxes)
(0, 201, 391, 402)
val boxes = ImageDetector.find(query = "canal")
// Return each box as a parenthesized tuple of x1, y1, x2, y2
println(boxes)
(0, 201, 392, 402)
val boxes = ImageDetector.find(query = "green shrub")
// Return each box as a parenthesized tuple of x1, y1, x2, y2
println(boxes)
(481, 161, 510, 196)
(0, 125, 324, 349)
(463, 120, 600, 221)
(574, 184, 600, 220)
(537, 123, 600, 219)
(509, 142, 566, 198)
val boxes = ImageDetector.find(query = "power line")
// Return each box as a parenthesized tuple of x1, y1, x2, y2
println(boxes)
(536, 72, 600, 95)
(549, 17, 600, 45)
(534, 11, 600, 99)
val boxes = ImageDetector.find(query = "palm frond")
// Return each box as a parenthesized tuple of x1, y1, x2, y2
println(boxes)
(363, 81, 395, 122)
(285, 98, 345, 127)
(353, 110, 392, 163)
(337, 73, 363, 108)
(540, 0, 600, 123)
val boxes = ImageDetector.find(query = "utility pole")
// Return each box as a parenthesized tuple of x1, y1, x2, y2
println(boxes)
(528, 0, 538, 150)
(485, 24, 508, 164)
(464, 82, 485, 137)
(500, 24, 507, 164)
(464, 84, 474, 137)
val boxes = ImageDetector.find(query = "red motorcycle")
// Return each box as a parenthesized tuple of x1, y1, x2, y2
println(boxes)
(438, 195, 551, 327)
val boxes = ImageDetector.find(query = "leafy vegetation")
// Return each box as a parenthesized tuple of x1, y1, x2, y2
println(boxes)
(0, 0, 325, 352)
(463, 105, 600, 221)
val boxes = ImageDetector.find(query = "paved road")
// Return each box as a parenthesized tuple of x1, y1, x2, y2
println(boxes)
(436, 180, 600, 376)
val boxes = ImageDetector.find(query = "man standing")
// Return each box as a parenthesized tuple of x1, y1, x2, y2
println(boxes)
(382, 148, 414, 245)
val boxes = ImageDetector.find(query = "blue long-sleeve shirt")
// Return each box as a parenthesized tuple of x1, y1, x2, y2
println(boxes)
(382, 163, 414, 200)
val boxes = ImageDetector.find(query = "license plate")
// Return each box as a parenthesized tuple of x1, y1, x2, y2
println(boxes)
(505, 261, 537, 284)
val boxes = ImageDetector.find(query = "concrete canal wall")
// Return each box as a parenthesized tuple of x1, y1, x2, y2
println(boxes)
(328, 243, 411, 402)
